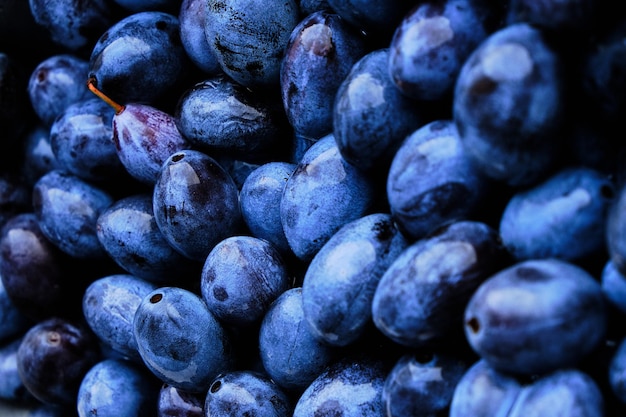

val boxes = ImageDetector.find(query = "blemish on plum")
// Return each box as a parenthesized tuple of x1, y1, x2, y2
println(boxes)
(210, 380, 222, 393)
(466, 317, 480, 333)
(150, 293, 163, 303)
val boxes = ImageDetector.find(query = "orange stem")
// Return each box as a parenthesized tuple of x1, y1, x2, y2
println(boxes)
(87, 77, 125, 114)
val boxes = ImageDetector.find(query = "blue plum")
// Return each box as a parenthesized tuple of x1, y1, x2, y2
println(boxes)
(258, 287, 337, 393)
(464, 258, 608, 375)
(179, 0, 222, 75)
(82, 274, 159, 361)
(301, 212, 409, 347)
(499, 166, 615, 262)
(239, 161, 296, 255)
(76, 358, 160, 417)
(28, 0, 121, 53)
(280, 10, 369, 140)
(88, 11, 192, 106)
(292, 357, 387, 417)
(201, 235, 291, 327)
(96, 193, 201, 284)
(204, 0, 300, 89)
(386, 119, 494, 241)
(49, 98, 126, 183)
(372, 220, 509, 348)
(27, 54, 92, 127)
(32, 170, 114, 260)
(280, 133, 377, 262)
(383, 353, 470, 417)
(453, 22, 566, 187)
(204, 370, 293, 417)
(133, 286, 232, 393)
(175, 76, 292, 162)
(333, 48, 436, 172)
(388, 0, 498, 102)
(152, 149, 243, 262)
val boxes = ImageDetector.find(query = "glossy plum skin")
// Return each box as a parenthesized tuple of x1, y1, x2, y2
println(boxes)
(292, 357, 388, 417)
(76, 358, 160, 417)
(96, 194, 200, 284)
(175, 76, 291, 161)
(372, 220, 510, 348)
(152, 149, 243, 262)
(453, 22, 566, 187)
(16, 317, 102, 406)
(111, 102, 190, 186)
(27, 54, 92, 127)
(499, 166, 615, 263)
(204, 370, 293, 417)
(32, 170, 114, 260)
(178, 0, 222, 75)
(157, 383, 204, 417)
(280, 10, 369, 140)
(301, 212, 409, 347)
(463, 258, 608, 375)
(259, 287, 337, 393)
(133, 286, 232, 393)
(382, 353, 470, 417)
(82, 274, 158, 360)
(200, 235, 291, 327)
(280, 134, 377, 262)
(239, 161, 296, 256)
(333, 48, 434, 172)
(88, 11, 191, 105)
(449, 359, 604, 417)
(386, 119, 493, 241)
(49, 98, 126, 183)
(388, 0, 498, 102)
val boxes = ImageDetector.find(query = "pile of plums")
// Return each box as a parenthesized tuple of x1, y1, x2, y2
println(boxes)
(2, 0, 626, 416)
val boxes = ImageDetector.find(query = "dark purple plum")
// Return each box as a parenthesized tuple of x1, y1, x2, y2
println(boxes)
(179, 0, 222, 75)
(0, 213, 71, 320)
(464, 258, 608, 375)
(88, 11, 192, 106)
(49, 98, 127, 183)
(292, 356, 388, 417)
(16, 317, 102, 406)
(280, 10, 369, 140)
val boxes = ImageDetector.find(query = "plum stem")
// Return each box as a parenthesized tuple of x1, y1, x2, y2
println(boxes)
(87, 77, 125, 114)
